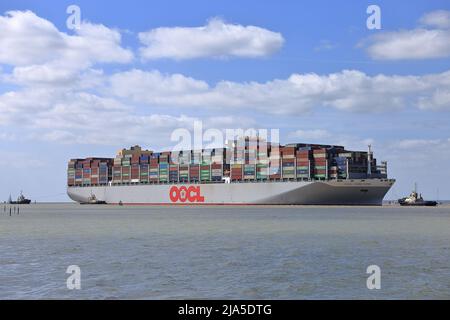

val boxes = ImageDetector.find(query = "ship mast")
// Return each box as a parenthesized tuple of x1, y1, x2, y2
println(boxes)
(367, 145, 372, 176)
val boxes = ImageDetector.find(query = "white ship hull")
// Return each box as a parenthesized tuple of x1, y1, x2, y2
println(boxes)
(67, 179, 395, 205)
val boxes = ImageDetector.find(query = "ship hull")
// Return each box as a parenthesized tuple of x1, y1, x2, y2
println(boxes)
(67, 179, 395, 206)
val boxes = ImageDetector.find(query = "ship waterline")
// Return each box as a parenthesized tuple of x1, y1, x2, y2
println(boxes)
(67, 179, 395, 205)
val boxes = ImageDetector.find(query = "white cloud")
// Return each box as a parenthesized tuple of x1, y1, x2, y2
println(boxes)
(109, 69, 208, 102)
(107, 68, 450, 113)
(365, 10, 450, 60)
(6, 63, 105, 89)
(0, 151, 45, 168)
(288, 129, 332, 141)
(420, 10, 450, 29)
(366, 29, 450, 60)
(138, 18, 284, 60)
(0, 10, 133, 67)
(0, 85, 254, 146)
(0, 10, 448, 151)
(396, 139, 441, 149)
(418, 89, 450, 111)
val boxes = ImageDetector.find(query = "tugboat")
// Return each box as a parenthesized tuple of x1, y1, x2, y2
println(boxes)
(398, 184, 437, 207)
(80, 193, 106, 205)
(8, 191, 31, 204)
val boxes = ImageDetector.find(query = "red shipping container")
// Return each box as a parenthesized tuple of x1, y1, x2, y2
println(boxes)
(131, 155, 140, 164)
(282, 147, 296, 155)
(131, 170, 139, 178)
(296, 150, 311, 157)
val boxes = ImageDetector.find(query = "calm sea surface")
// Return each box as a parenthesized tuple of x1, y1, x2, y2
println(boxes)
(0, 203, 449, 299)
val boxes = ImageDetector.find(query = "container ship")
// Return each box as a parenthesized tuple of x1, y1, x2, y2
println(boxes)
(67, 137, 395, 205)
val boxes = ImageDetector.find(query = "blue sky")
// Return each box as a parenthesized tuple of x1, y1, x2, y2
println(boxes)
(0, 0, 449, 201)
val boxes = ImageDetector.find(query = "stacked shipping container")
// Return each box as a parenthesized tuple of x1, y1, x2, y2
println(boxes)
(68, 139, 387, 186)
(68, 158, 111, 186)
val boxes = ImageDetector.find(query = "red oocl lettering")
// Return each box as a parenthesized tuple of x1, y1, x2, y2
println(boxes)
(169, 186, 204, 203)
(179, 186, 188, 202)
(195, 187, 204, 202)
(169, 186, 179, 202)
(187, 186, 197, 202)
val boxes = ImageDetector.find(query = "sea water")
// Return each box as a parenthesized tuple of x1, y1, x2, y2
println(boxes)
(0, 203, 449, 299)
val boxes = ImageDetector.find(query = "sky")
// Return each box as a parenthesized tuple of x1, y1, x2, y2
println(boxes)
(0, 0, 449, 201)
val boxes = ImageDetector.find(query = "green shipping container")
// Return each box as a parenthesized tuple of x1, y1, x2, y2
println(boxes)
(257, 173, 268, 177)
